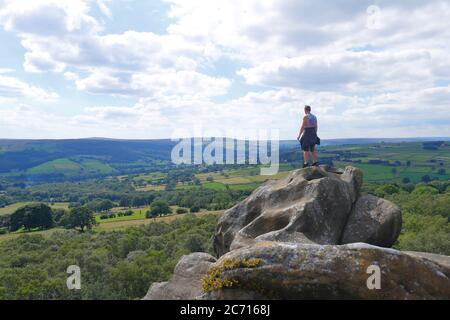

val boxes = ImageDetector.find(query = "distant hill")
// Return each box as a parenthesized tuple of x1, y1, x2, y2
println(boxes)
(0, 139, 177, 181)
(280, 137, 450, 148)
(1, 137, 448, 182)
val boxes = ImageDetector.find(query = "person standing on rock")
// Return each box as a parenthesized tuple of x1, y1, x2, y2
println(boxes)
(297, 105, 319, 168)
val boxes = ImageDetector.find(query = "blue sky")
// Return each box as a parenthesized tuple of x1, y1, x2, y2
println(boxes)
(0, 0, 449, 139)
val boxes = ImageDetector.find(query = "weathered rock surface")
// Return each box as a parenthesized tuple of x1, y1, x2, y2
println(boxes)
(341, 194, 402, 247)
(144, 166, 450, 300)
(201, 242, 450, 300)
(404, 251, 450, 269)
(214, 166, 398, 256)
(143, 252, 216, 300)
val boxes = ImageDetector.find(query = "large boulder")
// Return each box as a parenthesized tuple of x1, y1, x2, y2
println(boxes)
(404, 251, 450, 269)
(341, 194, 402, 247)
(214, 166, 396, 257)
(200, 242, 450, 300)
(145, 166, 450, 300)
(143, 252, 216, 300)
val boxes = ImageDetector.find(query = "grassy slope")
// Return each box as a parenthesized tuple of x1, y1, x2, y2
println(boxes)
(0, 202, 69, 216)
(323, 142, 450, 183)
(0, 210, 223, 242)
(27, 158, 114, 176)
(27, 158, 82, 175)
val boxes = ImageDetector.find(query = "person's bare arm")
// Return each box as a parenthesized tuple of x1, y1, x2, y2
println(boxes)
(297, 116, 307, 140)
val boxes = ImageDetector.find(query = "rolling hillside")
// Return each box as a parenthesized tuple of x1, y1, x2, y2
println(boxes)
(0, 138, 449, 184)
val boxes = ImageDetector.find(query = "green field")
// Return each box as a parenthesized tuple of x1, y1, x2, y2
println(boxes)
(135, 184, 166, 191)
(323, 142, 450, 183)
(133, 172, 167, 183)
(94, 205, 189, 223)
(130, 140, 450, 191)
(135, 168, 288, 192)
(0, 210, 223, 242)
(160, 166, 291, 192)
(95, 210, 222, 231)
(227, 183, 260, 191)
(26, 158, 114, 176)
(1, 141, 449, 236)
(0, 202, 69, 216)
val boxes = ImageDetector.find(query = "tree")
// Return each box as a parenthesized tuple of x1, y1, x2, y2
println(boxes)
(60, 206, 97, 233)
(165, 181, 176, 191)
(52, 208, 66, 224)
(412, 185, 439, 196)
(421, 175, 432, 183)
(402, 177, 411, 184)
(374, 184, 400, 198)
(145, 210, 158, 220)
(87, 199, 115, 212)
(190, 206, 200, 213)
(184, 233, 206, 252)
(132, 196, 148, 208)
(9, 203, 54, 232)
(176, 208, 188, 214)
(119, 196, 132, 208)
(438, 168, 446, 175)
(0, 215, 10, 229)
(148, 200, 172, 217)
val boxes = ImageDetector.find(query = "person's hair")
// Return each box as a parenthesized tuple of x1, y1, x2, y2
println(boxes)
(305, 105, 311, 112)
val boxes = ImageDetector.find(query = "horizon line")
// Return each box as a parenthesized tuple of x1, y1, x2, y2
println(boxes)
(0, 136, 449, 142)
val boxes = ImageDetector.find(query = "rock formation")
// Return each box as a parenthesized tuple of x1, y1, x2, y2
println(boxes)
(143, 252, 216, 300)
(144, 166, 450, 300)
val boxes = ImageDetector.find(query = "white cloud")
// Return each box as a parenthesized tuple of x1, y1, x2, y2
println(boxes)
(0, 68, 14, 74)
(0, 0, 227, 98)
(0, 104, 69, 139)
(0, 0, 100, 36)
(1, 84, 449, 139)
(96, 0, 112, 19)
(0, 0, 449, 139)
(72, 68, 230, 98)
(165, 0, 450, 95)
(62, 85, 450, 140)
(238, 50, 437, 92)
(0, 74, 59, 101)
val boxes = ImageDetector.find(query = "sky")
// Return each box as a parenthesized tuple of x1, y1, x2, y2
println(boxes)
(0, 0, 449, 140)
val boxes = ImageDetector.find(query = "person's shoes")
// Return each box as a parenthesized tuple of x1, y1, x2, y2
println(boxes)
(312, 162, 319, 167)
(303, 163, 309, 168)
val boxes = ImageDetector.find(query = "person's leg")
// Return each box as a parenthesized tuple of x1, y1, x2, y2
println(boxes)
(312, 151, 317, 164)
(303, 151, 309, 167)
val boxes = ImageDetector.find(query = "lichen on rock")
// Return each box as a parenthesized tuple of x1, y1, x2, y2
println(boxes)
(201, 257, 262, 292)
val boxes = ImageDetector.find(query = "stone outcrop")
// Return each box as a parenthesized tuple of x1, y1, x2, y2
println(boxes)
(200, 242, 450, 300)
(341, 194, 402, 247)
(213, 166, 400, 256)
(143, 252, 216, 300)
(144, 166, 450, 300)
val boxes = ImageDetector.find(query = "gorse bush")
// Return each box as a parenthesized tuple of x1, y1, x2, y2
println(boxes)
(0, 214, 218, 300)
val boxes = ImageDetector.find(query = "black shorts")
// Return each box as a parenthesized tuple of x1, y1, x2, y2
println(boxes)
(300, 128, 318, 152)
(302, 144, 315, 152)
